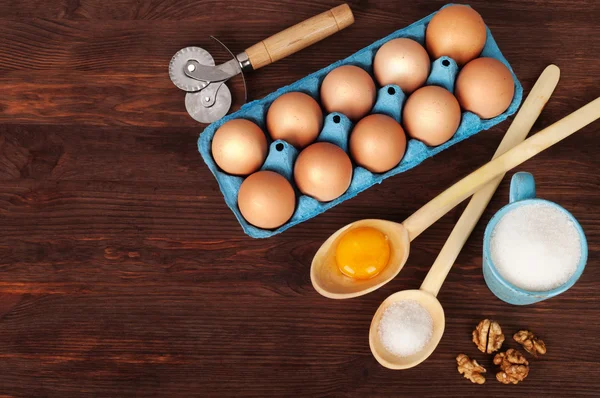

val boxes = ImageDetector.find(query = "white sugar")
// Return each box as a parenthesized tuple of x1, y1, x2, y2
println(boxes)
(378, 299, 433, 357)
(490, 202, 581, 291)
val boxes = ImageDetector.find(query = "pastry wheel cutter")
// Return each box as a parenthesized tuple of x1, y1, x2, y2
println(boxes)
(169, 4, 354, 123)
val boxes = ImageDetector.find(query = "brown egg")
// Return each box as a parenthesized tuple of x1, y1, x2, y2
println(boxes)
(425, 5, 486, 66)
(294, 142, 353, 202)
(212, 119, 268, 176)
(373, 38, 431, 94)
(455, 57, 515, 119)
(266, 92, 323, 149)
(237, 171, 296, 229)
(350, 114, 407, 173)
(320, 65, 376, 121)
(402, 85, 461, 146)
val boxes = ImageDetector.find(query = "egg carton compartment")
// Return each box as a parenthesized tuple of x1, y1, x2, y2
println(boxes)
(198, 3, 523, 238)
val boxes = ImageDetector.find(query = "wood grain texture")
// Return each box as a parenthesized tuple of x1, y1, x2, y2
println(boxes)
(0, 0, 599, 396)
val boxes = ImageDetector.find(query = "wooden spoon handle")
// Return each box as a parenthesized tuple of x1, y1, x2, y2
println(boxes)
(402, 96, 600, 243)
(245, 4, 354, 70)
(420, 65, 561, 297)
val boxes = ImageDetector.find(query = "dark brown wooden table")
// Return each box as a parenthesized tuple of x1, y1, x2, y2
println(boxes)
(1, 0, 599, 396)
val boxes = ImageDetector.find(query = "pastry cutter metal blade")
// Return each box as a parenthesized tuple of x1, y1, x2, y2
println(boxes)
(168, 4, 354, 124)
(177, 37, 245, 123)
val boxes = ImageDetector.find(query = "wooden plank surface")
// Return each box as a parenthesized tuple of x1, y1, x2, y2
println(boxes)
(0, 0, 599, 396)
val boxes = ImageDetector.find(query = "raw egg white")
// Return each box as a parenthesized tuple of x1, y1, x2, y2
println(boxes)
(374, 38, 430, 94)
(237, 171, 296, 229)
(402, 85, 461, 147)
(320, 65, 376, 121)
(294, 142, 352, 202)
(211, 119, 267, 176)
(350, 114, 406, 173)
(425, 5, 486, 66)
(266, 92, 323, 149)
(455, 57, 515, 119)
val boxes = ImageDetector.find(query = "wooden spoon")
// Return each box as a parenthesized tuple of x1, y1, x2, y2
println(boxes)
(369, 65, 560, 370)
(311, 93, 600, 300)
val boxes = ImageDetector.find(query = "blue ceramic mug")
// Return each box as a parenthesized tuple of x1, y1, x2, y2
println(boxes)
(483, 172, 588, 305)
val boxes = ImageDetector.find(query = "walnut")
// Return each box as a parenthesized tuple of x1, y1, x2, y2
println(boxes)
(493, 349, 529, 384)
(514, 330, 547, 357)
(456, 354, 486, 384)
(472, 319, 504, 354)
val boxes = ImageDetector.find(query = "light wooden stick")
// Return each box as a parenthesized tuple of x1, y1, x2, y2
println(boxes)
(420, 65, 560, 296)
(245, 4, 354, 70)
(402, 96, 600, 243)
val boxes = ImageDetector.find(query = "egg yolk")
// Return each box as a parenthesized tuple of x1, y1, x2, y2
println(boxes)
(335, 227, 391, 280)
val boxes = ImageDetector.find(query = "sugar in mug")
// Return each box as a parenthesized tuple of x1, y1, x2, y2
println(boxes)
(482, 172, 588, 305)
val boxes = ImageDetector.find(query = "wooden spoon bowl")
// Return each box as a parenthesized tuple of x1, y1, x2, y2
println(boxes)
(369, 290, 445, 370)
(310, 220, 409, 299)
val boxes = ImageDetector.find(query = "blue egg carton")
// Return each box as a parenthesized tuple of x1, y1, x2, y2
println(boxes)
(198, 3, 523, 238)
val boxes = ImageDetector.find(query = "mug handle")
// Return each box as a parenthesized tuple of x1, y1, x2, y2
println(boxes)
(510, 172, 536, 203)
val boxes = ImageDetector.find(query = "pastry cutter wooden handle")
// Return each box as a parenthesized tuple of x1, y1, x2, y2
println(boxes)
(243, 4, 354, 70)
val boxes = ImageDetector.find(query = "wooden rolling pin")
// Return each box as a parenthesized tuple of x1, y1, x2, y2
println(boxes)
(245, 4, 354, 70)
